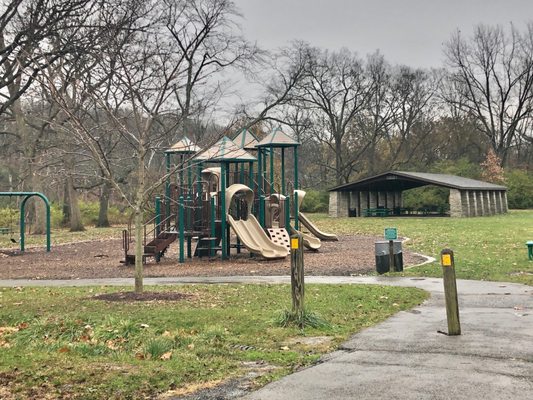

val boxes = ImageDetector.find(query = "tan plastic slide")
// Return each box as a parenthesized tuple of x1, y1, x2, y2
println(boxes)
(289, 225, 321, 250)
(299, 212, 338, 241)
(226, 184, 288, 259)
(294, 190, 338, 241)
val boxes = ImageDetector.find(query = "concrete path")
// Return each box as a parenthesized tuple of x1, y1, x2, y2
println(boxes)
(1, 276, 532, 399)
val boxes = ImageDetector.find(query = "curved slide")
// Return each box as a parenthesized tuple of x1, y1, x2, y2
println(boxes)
(299, 212, 338, 241)
(289, 225, 321, 251)
(294, 190, 338, 241)
(226, 184, 288, 259)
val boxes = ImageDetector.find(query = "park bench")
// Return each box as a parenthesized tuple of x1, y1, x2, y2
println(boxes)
(363, 207, 391, 217)
(0, 227, 13, 235)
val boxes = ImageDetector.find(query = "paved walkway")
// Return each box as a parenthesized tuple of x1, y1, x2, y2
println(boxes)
(1, 276, 532, 399)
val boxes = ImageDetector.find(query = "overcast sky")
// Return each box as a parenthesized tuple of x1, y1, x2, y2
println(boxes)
(234, 0, 533, 68)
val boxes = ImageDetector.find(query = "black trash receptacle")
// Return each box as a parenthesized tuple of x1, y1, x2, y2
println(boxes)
(348, 208, 357, 217)
(375, 240, 403, 274)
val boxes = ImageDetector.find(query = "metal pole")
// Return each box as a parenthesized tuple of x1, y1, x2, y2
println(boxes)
(221, 162, 227, 259)
(294, 191, 299, 231)
(165, 153, 171, 217)
(257, 148, 263, 196)
(270, 145, 274, 192)
(210, 196, 216, 257)
(20, 196, 26, 252)
(285, 196, 291, 231)
(259, 195, 265, 228)
(281, 147, 285, 196)
(155, 196, 161, 236)
(179, 196, 184, 263)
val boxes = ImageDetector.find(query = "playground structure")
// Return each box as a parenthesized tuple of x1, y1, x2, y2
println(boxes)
(122, 128, 338, 264)
(0, 191, 51, 252)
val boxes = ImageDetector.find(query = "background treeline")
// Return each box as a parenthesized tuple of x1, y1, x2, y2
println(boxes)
(1, 0, 532, 233)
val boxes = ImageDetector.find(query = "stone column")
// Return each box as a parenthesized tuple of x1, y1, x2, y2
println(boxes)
(349, 191, 360, 217)
(494, 190, 502, 214)
(369, 191, 377, 208)
(489, 191, 497, 215)
(482, 191, 490, 216)
(394, 191, 403, 208)
(386, 192, 395, 209)
(328, 191, 349, 218)
(449, 189, 464, 218)
(501, 191, 508, 213)
(461, 190, 470, 217)
(476, 190, 484, 216)
(468, 190, 477, 217)
(360, 191, 369, 216)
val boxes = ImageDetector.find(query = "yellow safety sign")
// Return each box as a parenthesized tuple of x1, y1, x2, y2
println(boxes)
(291, 238, 299, 250)
(441, 254, 452, 267)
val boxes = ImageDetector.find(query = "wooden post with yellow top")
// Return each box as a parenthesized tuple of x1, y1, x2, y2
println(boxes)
(441, 248, 461, 335)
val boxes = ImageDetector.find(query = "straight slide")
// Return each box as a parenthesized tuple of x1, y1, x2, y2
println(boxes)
(228, 214, 288, 259)
(289, 226, 321, 251)
(299, 212, 338, 241)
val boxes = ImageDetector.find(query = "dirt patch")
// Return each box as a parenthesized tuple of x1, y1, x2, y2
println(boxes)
(93, 291, 194, 302)
(0, 235, 426, 280)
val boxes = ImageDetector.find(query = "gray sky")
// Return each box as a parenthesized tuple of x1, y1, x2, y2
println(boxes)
(234, 0, 533, 68)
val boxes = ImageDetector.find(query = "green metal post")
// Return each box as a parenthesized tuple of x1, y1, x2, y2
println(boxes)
(249, 162, 255, 214)
(165, 153, 171, 217)
(187, 159, 192, 195)
(257, 148, 263, 196)
(294, 191, 299, 231)
(285, 195, 290, 230)
(179, 196, 184, 263)
(221, 162, 227, 259)
(270, 145, 274, 192)
(263, 148, 267, 194)
(155, 196, 161, 236)
(210, 197, 216, 257)
(196, 162, 203, 198)
(259, 195, 265, 228)
(281, 147, 285, 195)
(20, 198, 25, 252)
(179, 155, 184, 196)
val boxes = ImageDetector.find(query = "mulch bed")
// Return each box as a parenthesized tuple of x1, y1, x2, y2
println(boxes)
(0, 235, 426, 280)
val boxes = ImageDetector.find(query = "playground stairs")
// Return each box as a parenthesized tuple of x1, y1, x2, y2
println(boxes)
(122, 229, 177, 265)
(194, 222, 222, 257)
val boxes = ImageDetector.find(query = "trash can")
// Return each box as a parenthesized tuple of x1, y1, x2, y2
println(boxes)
(375, 240, 403, 274)
(348, 208, 357, 217)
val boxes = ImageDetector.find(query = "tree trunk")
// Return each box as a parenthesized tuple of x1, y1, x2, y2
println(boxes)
(97, 181, 111, 227)
(67, 174, 85, 232)
(62, 180, 70, 226)
(134, 149, 145, 294)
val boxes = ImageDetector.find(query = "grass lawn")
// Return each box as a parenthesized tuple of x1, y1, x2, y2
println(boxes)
(0, 225, 124, 249)
(309, 210, 533, 285)
(0, 284, 427, 399)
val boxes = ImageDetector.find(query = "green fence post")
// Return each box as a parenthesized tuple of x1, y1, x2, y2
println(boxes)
(179, 196, 184, 263)
(221, 162, 227, 260)
(210, 197, 216, 257)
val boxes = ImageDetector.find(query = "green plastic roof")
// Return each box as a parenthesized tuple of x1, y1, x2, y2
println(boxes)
(166, 136, 201, 154)
(195, 136, 257, 162)
(232, 129, 259, 150)
(255, 127, 300, 148)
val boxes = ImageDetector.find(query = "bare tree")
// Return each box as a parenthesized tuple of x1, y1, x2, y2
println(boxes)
(443, 23, 533, 165)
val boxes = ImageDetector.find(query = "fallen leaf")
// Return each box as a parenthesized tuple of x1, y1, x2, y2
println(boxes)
(160, 351, 172, 360)
(58, 347, 70, 353)
(17, 322, 29, 330)
(140, 324, 149, 329)
(280, 346, 290, 351)
(187, 343, 195, 350)
(135, 352, 145, 360)
(162, 331, 173, 338)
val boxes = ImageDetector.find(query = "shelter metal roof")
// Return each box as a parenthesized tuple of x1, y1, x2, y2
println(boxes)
(255, 128, 300, 148)
(195, 136, 257, 163)
(232, 129, 259, 150)
(166, 136, 201, 154)
(329, 171, 507, 192)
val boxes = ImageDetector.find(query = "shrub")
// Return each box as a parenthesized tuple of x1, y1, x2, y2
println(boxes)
(299, 189, 329, 213)
(505, 169, 533, 209)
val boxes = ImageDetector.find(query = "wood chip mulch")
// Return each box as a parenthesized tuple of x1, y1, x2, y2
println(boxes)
(0, 235, 427, 280)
